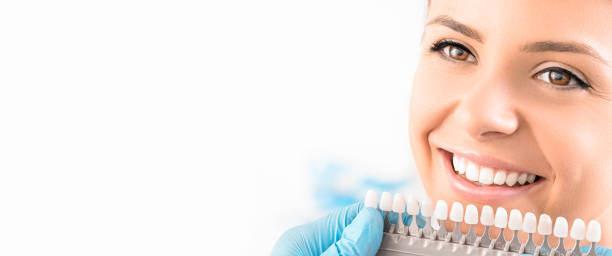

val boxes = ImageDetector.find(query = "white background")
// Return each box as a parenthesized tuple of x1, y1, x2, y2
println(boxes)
(0, 0, 426, 255)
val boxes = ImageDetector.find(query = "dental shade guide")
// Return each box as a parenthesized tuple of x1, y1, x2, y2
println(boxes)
(363, 190, 604, 256)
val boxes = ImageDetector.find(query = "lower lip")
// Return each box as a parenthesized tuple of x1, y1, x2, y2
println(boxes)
(439, 149, 543, 203)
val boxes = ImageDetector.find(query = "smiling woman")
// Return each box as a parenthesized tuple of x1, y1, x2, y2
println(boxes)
(271, 0, 612, 255)
(411, 0, 612, 248)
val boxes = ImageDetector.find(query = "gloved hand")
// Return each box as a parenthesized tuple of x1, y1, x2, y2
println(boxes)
(270, 201, 384, 256)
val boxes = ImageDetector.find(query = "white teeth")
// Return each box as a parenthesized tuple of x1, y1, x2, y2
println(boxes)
(452, 155, 460, 172)
(364, 190, 379, 208)
(554, 217, 569, 238)
(493, 170, 507, 185)
(478, 167, 494, 185)
(586, 220, 601, 243)
(466, 162, 479, 181)
(538, 214, 552, 235)
(480, 205, 494, 226)
(392, 193, 406, 213)
(464, 204, 478, 225)
(450, 202, 464, 222)
(508, 209, 523, 230)
(494, 207, 508, 228)
(517, 173, 528, 185)
(380, 192, 393, 211)
(527, 174, 536, 184)
(406, 195, 419, 215)
(451, 155, 538, 187)
(570, 218, 586, 240)
(457, 158, 466, 174)
(506, 172, 518, 186)
(522, 212, 537, 233)
(434, 200, 448, 220)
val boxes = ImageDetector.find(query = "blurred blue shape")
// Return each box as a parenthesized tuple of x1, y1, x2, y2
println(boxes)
(309, 159, 410, 211)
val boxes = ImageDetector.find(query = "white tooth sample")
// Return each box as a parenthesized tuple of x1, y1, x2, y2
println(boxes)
(452, 155, 460, 172)
(458, 158, 467, 174)
(478, 167, 494, 185)
(434, 200, 448, 220)
(421, 198, 434, 217)
(570, 218, 586, 240)
(508, 209, 523, 230)
(364, 190, 379, 208)
(466, 161, 480, 181)
(506, 172, 518, 186)
(450, 202, 464, 222)
(406, 195, 419, 215)
(554, 217, 569, 238)
(480, 205, 494, 226)
(465, 204, 478, 225)
(586, 220, 601, 243)
(517, 173, 528, 185)
(380, 192, 393, 211)
(523, 212, 537, 233)
(392, 193, 406, 213)
(493, 170, 507, 185)
(494, 207, 508, 228)
(527, 174, 536, 184)
(538, 214, 552, 235)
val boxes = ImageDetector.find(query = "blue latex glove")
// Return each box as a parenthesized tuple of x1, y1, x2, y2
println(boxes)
(270, 201, 384, 256)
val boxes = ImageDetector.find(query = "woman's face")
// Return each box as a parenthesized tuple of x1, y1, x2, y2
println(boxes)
(410, 0, 612, 244)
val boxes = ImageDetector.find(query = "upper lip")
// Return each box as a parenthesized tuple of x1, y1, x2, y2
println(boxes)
(440, 146, 545, 178)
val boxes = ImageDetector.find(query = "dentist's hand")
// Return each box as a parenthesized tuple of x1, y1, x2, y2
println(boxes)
(270, 202, 384, 256)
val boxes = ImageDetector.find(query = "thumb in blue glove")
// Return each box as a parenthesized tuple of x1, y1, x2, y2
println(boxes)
(270, 202, 384, 256)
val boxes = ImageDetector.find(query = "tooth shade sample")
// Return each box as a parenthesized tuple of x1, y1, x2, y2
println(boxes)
(493, 170, 506, 185)
(538, 214, 552, 235)
(570, 218, 586, 240)
(364, 190, 379, 208)
(586, 220, 601, 243)
(506, 172, 518, 186)
(434, 200, 448, 220)
(508, 209, 523, 230)
(380, 192, 393, 211)
(466, 162, 479, 181)
(523, 212, 537, 233)
(479, 167, 494, 185)
(480, 205, 494, 226)
(450, 202, 464, 222)
(421, 198, 434, 217)
(554, 217, 569, 238)
(406, 195, 419, 215)
(527, 174, 536, 183)
(464, 204, 479, 225)
(392, 193, 406, 213)
(494, 207, 508, 228)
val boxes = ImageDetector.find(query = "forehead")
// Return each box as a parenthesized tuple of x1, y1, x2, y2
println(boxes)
(427, 0, 612, 57)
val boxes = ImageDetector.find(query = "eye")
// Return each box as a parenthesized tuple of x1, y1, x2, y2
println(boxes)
(533, 67, 591, 89)
(430, 40, 477, 64)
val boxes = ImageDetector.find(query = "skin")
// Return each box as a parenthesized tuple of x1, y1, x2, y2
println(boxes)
(409, 0, 612, 247)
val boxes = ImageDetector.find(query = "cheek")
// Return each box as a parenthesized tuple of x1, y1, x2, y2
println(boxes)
(409, 63, 457, 192)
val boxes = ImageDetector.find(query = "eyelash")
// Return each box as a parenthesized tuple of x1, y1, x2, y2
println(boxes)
(429, 39, 592, 90)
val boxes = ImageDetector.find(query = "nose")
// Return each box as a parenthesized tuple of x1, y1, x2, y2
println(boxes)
(453, 79, 520, 141)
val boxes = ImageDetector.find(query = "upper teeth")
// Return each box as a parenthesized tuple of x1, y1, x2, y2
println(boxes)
(452, 155, 537, 186)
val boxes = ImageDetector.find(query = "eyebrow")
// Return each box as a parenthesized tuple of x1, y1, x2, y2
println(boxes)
(426, 15, 483, 43)
(426, 15, 608, 65)
(521, 41, 607, 65)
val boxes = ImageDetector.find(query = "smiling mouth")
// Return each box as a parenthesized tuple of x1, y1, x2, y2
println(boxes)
(439, 148, 545, 202)
(450, 153, 542, 187)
